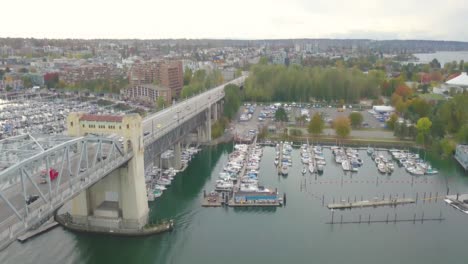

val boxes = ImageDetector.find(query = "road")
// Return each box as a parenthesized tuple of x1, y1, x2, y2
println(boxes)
(142, 75, 247, 145)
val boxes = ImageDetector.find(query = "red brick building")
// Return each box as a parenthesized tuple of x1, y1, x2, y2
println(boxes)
(128, 60, 183, 98)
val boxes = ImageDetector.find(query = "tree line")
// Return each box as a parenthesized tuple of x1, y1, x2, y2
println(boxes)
(244, 64, 385, 103)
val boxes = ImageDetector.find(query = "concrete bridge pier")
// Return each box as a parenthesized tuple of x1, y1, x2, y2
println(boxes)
(67, 113, 149, 232)
(174, 141, 182, 170)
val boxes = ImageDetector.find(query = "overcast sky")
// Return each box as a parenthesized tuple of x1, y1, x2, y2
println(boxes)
(2, 0, 468, 41)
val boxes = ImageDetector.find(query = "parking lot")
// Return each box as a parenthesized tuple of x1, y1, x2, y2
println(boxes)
(289, 106, 384, 129)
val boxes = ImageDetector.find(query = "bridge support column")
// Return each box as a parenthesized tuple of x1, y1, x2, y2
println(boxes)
(213, 103, 218, 122)
(68, 113, 149, 233)
(206, 106, 212, 141)
(174, 142, 182, 170)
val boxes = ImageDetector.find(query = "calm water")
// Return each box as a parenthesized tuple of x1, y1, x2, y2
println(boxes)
(1, 143, 468, 264)
(413, 51, 468, 66)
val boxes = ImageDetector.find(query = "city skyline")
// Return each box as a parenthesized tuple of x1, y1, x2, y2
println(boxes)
(2, 0, 468, 41)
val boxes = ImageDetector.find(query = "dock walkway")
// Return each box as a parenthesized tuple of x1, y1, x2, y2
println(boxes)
(328, 198, 415, 209)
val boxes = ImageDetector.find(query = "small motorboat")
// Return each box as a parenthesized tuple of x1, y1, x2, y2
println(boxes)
(302, 167, 307, 175)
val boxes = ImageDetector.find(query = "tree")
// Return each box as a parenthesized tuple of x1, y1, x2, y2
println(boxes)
(275, 107, 288, 122)
(308, 113, 324, 136)
(395, 84, 412, 99)
(223, 84, 242, 120)
(156, 97, 166, 111)
(416, 117, 432, 145)
(183, 67, 192, 86)
(430, 58, 441, 69)
(333, 116, 351, 138)
(457, 124, 468, 144)
(386, 113, 398, 130)
(349, 112, 363, 128)
(289, 128, 303, 137)
(295, 115, 307, 126)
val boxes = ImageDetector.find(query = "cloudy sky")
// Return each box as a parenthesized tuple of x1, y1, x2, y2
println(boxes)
(2, 0, 468, 41)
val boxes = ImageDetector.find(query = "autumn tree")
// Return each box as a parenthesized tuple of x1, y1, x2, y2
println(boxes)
(333, 116, 351, 138)
(395, 84, 412, 99)
(308, 113, 324, 136)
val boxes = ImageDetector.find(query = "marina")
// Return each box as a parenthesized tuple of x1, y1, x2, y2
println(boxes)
(145, 146, 201, 202)
(205, 138, 283, 208)
(2, 141, 468, 264)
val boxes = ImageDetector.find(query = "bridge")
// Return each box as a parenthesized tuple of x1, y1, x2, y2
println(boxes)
(0, 74, 247, 249)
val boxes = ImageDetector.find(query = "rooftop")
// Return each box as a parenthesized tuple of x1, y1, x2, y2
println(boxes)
(446, 72, 468, 86)
(79, 114, 123, 123)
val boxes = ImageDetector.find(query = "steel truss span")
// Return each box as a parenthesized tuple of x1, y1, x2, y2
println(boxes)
(0, 135, 132, 249)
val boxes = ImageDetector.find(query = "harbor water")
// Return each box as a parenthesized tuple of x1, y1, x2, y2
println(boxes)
(1, 143, 468, 264)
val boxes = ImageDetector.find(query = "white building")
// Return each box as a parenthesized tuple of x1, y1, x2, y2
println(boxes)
(435, 72, 468, 94)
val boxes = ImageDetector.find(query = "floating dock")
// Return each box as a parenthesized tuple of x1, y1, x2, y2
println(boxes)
(201, 192, 224, 207)
(227, 199, 281, 207)
(327, 198, 415, 209)
(17, 221, 59, 243)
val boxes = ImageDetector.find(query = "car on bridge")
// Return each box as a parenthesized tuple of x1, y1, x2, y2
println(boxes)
(25, 195, 39, 205)
(39, 168, 59, 184)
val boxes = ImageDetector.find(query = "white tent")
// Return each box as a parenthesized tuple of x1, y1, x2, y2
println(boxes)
(446, 72, 468, 87)
(372, 105, 395, 113)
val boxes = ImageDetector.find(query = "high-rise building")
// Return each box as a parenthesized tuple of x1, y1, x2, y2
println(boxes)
(128, 60, 183, 98)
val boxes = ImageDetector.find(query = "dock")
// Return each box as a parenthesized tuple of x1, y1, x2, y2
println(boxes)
(327, 198, 415, 209)
(201, 191, 224, 207)
(227, 200, 281, 207)
(17, 221, 59, 243)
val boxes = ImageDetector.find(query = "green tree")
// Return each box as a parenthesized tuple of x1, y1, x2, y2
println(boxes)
(156, 97, 166, 110)
(457, 124, 468, 144)
(349, 112, 363, 128)
(386, 113, 398, 130)
(289, 128, 303, 137)
(416, 117, 432, 145)
(183, 67, 192, 86)
(440, 138, 456, 158)
(333, 116, 351, 138)
(275, 107, 288, 122)
(223, 84, 243, 120)
(308, 113, 324, 136)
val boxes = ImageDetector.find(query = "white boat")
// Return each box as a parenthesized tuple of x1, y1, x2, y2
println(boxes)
(341, 160, 351, 171)
(156, 178, 171, 186)
(425, 167, 439, 175)
(377, 163, 387, 173)
(154, 185, 167, 191)
(153, 189, 163, 198)
(215, 180, 234, 191)
(280, 164, 289, 176)
(274, 160, 279, 166)
(309, 164, 315, 173)
(302, 167, 307, 175)
(407, 166, 424, 175)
